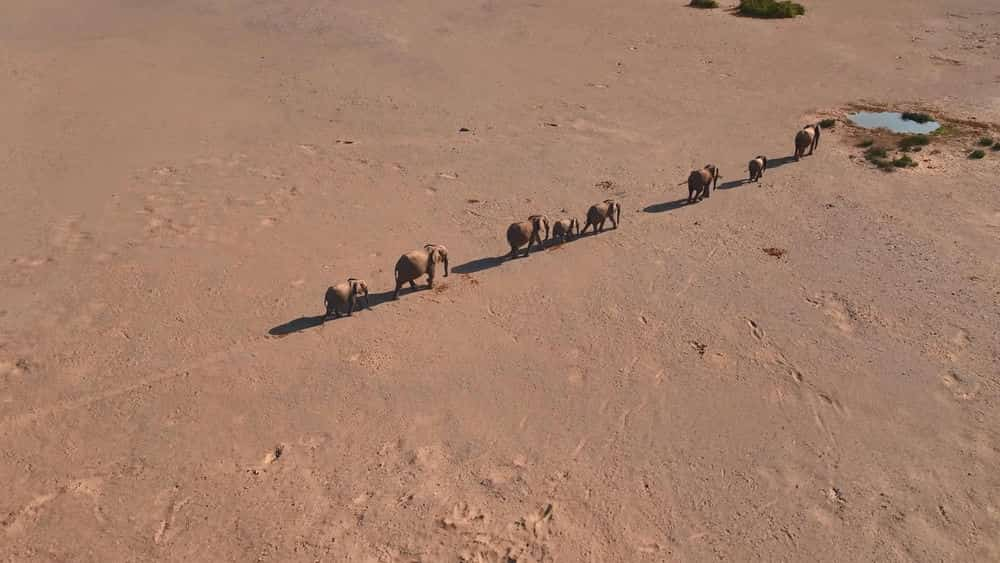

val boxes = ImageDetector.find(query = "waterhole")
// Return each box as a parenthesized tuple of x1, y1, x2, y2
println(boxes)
(848, 111, 941, 134)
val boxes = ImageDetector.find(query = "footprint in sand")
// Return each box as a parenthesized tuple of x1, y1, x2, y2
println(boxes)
(50, 213, 93, 253)
(440, 502, 487, 529)
(939, 371, 980, 401)
(10, 256, 52, 268)
(806, 293, 863, 334)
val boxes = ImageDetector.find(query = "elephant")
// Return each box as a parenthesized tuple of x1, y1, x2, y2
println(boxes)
(324, 278, 371, 319)
(506, 214, 550, 258)
(794, 123, 821, 161)
(580, 199, 621, 234)
(686, 165, 720, 203)
(393, 243, 449, 299)
(551, 218, 580, 242)
(748, 155, 768, 182)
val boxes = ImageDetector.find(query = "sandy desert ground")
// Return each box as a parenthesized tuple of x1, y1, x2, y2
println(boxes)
(2, 1, 1000, 561)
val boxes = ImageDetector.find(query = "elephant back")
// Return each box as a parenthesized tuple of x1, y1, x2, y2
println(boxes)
(507, 222, 531, 246)
(587, 204, 607, 223)
(795, 128, 813, 147)
(395, 250, 429, 280)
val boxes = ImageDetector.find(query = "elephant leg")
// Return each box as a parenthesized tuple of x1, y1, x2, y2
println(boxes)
(347, 295, 355, 317)
(393, 282, 402, 300)
(703, 183, 711, 199)
(609, 215, 618, 229)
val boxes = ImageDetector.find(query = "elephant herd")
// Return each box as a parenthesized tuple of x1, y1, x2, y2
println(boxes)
(322, 122, 824, 319)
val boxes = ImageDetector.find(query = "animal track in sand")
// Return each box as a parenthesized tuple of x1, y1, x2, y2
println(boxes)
(49, 214, 93, 253)
(939, 371, 981, 400)
(10, 256, 52, 268)
(517, 503, 554, 540)
(2, 477, 106, 537)
(440, 502, 487, 529)
(154, 494, 192, 545)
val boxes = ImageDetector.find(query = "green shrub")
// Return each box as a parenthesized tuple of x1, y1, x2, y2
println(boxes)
(856, 138, 875, 148)
(864, 146, 888, 161)
(977, 137, 994, 147)
(819, 118, 836, 128)
(874, 159, 895, 172)
(968, 149, 986, 159)
(901, 112, 933, 124)
(992, 141, 1000, 151)
(738, 0, 805, 18)
(892, 155, 916, 168)
(898, 134, 930, 151)
(689, 0, 718, 7)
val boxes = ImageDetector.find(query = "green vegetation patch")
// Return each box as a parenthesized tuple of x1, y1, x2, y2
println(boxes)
(892, 155, 916, 168)
(738, 0, 805, 18)
(864, 146, 888, 161)
(901, 112, 933, 124)
(856, 138, 875, 148)
(977, 137, 994, 147)
(819, 118, 836, 128)
(898, 134, 930, 151)
(689, 0, 719, 7)
(968, 149, 986, 160)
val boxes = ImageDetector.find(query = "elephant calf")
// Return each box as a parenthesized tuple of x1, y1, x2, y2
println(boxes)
(794, 123, 821, 161)
(552, 217, 580, 242)
(506, 214, 550, 258)
(394, 244, 449, 299)
(324, 278, 371, 319)
(686, 165, 719, 204)
(748, 155, 768, 182)
(581, 200, 621, 235)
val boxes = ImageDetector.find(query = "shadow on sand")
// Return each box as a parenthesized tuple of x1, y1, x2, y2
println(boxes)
(268, 290, 398, 336)
(452, 256, 506, 274)
(762, 155, 797, 171)
(643, 198, 690, 213)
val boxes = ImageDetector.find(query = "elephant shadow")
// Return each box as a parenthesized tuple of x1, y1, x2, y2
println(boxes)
(763, 155, 797, 171)
(643, 198, 690, 213)
(453, 241, 577, 273)
(267, 290, 398, 336)
(716, 178, 748, 191)
(452, 255, 505, 274)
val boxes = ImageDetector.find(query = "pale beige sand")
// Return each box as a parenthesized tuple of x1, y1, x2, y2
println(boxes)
(2, 1, 999, 561)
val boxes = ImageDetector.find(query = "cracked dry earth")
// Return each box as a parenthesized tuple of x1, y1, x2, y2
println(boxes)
(2, 0, 1000, 561)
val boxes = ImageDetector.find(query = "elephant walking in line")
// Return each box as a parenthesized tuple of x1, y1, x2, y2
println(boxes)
(393, 244, 449, 299)
(581, 199, 621, 235)
(686, 165, 720, 204)
(506, 214, 550, 258)
(748, 155, 768, 182)
(324, 278, 371, 319)
(551, 217, 580, 242)
(794, 123, 821, 161)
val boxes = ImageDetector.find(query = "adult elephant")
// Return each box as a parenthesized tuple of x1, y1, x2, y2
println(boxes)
(794, 123, 821, 160)
(686, 164, 720, 204)
(393, 244, 449, 299)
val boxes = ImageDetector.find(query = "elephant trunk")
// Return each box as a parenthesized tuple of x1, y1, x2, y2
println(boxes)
(364, 289, 371, 309)
(443, 255, 449, 277)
